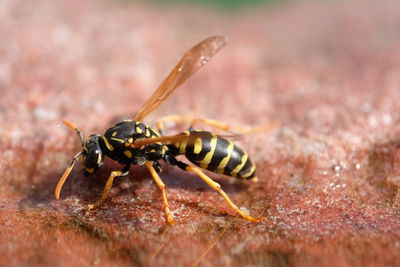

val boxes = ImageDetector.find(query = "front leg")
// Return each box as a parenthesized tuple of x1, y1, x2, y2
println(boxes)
(87, 164, 130, 209)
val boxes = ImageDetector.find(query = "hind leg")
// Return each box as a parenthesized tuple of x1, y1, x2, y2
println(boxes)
(172, 160, 261, 222)
(155, 114, 276, 134)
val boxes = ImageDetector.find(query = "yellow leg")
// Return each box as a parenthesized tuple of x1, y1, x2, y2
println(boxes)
(155, 115, 193, 133)
(191, 118, 278, 134)
(186, 166, 262, 222)
(155, 114, 277, 134)
(87, 169, 127, 209)
(145, 162, 175, 224)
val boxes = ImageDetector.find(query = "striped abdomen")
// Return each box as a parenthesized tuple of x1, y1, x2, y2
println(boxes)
(173, 131, 256, 180)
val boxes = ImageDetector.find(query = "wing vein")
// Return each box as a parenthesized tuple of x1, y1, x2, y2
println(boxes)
(134, 36, 227, 121)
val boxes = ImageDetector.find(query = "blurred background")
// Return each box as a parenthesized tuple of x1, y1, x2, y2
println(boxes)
(1, 0, 400, 266)
(148, 0, 280, 9)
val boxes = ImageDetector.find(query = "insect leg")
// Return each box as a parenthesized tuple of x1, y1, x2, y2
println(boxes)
(189, 118, 278, 134)
(145, 161, 175, 224)
(155, 115, 193, 135)
(155, 115, 276, 134)
(172, 160, 261, 222)
(87, 165, 130, 209)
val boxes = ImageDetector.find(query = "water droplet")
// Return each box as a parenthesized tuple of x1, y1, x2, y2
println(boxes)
(361, 102, 371, 113)
(333, 165, 341, 172)
(200, 55, 208, 65)
(383, 113, 392, 125)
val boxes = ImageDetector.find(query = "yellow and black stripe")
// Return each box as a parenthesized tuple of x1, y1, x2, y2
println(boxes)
(133, 121, 161, 138)
(102, 120, 164, 162)
(173, 131, 256, 180)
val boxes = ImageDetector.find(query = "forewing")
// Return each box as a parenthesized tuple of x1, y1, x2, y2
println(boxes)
(130, 132, 240, 148)
(134, 36, 227, 121)
(130, 134, 193, 148)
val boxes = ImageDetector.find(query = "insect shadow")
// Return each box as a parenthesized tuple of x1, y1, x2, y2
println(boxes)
(17, 157, 248, 212)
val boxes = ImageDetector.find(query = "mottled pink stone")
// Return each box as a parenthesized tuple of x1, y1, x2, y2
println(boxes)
(0, 0, 400, 266)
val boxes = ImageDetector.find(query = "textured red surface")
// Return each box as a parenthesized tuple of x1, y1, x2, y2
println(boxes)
(1, 0, 400, 266)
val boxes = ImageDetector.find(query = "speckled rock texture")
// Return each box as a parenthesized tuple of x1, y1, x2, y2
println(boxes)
(1, 0, 400, 266)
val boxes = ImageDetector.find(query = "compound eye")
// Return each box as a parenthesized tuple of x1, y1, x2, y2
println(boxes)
(84, 149, 102, 169)
(82, 150, 102, 175)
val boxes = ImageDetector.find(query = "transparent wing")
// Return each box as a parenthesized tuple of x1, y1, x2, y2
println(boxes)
(130, 134, 193, 148)
(129, 132, 238, 148)
(134, 36, 227, 121)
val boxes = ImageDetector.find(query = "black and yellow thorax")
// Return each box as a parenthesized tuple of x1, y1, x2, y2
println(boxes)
(99, 120, 164, 165)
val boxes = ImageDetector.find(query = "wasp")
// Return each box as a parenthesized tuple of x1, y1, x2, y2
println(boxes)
(55, 36, 261, 224)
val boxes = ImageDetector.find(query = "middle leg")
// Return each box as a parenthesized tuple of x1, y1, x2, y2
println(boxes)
(145, 161, 175, 224)
(171, 159, 261, 222)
